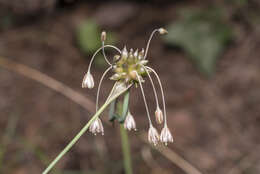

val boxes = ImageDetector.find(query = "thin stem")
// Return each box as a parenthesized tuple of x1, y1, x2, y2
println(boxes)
(144, 29, 159, 59)
(102, 41, 111, 65)
(135, 72, 152, 125)
(145, 66, 167, 127)
(117, 100, 133, 174)
(142, 66, 159, 107)
(88, 45, 121, 72)
(120, 124, 133, 174)
(96, 66, 112, 112)
(42, 83, 131, 174)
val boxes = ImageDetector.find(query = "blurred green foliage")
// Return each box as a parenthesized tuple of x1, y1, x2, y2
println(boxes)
(165, 8, 233, 77)
(0, 15, 13, 30)
(76, 19, 117, 67)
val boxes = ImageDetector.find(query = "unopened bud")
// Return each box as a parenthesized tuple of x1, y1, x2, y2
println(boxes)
(158, 28, 168, 35)
(155, 107, 163, 124)
(101, 31, 106, 42)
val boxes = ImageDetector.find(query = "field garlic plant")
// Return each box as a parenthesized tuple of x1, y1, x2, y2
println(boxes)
(82, 28, 173, 145)
(43, 28, 173, 174)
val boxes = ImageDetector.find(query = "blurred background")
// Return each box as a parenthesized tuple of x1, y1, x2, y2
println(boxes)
(0, 0, 260, 173)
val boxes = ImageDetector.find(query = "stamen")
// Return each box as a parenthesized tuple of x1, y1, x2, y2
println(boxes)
(144, 29, 159, 59)
(96, 66, 112, 112)
(88, 45, 121, 72)
(145, 66, 167, 126)
(135, 71, 152, 125)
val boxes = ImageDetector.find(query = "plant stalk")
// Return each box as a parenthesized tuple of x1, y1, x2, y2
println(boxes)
(42, 84, 130, 174)
(120, 125, 133, 174)
(117, 92, 133, 174)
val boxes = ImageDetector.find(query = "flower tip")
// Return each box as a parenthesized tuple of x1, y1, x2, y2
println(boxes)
(101, 31, 106, 42)
(158, 28, 168, 35)
(82, 71, 94, 89)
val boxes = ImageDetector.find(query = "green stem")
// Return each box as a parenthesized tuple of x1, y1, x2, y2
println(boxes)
(42, 84, 130, 174)
(119, 125, 133, 174)
(117, 94, 133, 174)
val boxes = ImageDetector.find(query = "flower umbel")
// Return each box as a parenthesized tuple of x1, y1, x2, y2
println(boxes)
(82, 28, 173, 145)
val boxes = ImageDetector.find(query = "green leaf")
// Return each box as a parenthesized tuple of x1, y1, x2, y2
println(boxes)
(164, 8, 233, 77)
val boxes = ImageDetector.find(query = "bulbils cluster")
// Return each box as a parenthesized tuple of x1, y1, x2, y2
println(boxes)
(82, 28, 174, 146)
(110, 47, 147, 83)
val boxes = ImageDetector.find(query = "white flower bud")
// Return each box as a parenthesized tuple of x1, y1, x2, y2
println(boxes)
(158, 28, 168, 35)
(160, 126, 173, 145)
(89, 118, 104, 135)
(101, 31, 106, 42)
(155, 107, 163, 124)
(82, 71, 94, 88)
(124, 112, 137, 131)
(148, 125, 159, 146)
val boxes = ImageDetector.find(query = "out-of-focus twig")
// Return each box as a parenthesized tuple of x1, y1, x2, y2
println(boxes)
(0, 57, 95, 113)
(228, 146, 260, 174)
(140, 133, 202, 174)
(0, 56, 203, 174)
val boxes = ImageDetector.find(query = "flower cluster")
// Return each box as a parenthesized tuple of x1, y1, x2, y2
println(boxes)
(82, 28, 173, 145)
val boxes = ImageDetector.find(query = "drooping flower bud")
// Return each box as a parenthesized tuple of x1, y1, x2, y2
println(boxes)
(158, 28, 168, 35)
(124, 112, 137, 131)
(160, 126, 173, 145)
(82, 71, 94, 88)
(89, 118, 104, 135)
(155, 107, 163, 124)
(148, 125, 159, 146)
